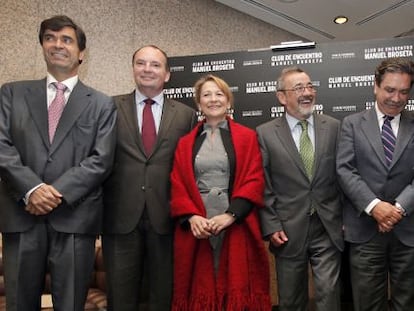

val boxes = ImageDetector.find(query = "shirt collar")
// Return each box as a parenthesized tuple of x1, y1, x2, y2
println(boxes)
(135, 89, 164, 106)
(46, 73, 78, 92)
(374, 102, 401, 124)
(285, 112, 314, 131)
(202, 120, 229, 132)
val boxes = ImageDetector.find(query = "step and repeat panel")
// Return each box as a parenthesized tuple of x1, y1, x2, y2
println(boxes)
(165, 36, 414, 129)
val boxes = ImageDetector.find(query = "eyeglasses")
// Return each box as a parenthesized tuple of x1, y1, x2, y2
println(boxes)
(280, 85, 316, 94)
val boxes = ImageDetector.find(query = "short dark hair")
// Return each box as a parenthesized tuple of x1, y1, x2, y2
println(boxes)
(375, 58, 414, 88)
(131, 45, 170, 72)
(39, 15, 86, 51)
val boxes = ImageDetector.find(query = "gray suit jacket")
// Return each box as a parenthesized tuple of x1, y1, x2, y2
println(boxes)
(337, 108, 414, 246)
(0, 79, 117, 234)
(103, 92, 197, 235)
(257, 113, 344, 258)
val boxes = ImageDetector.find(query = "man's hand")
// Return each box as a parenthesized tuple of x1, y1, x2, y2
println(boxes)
(371, 201, 403, 233)
(270, 230, 289, 247)
(25, 184, 62, 215)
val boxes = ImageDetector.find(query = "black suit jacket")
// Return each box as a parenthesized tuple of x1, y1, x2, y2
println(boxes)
(0, 79, 117, 234)
(103, 92, 197, 235)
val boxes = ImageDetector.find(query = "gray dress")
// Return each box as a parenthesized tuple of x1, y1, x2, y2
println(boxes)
(194, 122, 230, 272)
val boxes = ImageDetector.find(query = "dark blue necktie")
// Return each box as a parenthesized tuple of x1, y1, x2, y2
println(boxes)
(381, 115, 396, 166)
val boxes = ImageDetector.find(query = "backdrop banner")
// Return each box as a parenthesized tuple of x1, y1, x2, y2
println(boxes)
(165, 36, 414, 129)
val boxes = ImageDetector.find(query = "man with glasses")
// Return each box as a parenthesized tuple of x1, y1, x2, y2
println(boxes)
(337, 58, 414, 311)
(257, 66, 343, 311)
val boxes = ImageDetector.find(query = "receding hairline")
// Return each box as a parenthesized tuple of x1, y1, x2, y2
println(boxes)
(131, 45, 170, 70)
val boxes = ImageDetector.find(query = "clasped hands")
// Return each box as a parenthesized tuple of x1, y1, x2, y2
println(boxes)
(189, 214, 236, 239)
(372, 201, 404, 233)
(25, 184, 62, 216)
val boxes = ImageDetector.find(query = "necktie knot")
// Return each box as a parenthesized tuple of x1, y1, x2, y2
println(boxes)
(384, 115, 394, 122)
(299, 120, 308, 131)
(52, 82, 68, 92)
(144, 98, 155, 106)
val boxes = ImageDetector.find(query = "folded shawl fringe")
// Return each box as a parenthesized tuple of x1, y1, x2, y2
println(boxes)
(172, 292, 271, 311)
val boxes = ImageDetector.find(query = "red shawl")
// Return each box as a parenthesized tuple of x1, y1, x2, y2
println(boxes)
(170, 119, 271, 311)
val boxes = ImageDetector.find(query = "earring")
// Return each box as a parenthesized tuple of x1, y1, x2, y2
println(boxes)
(226, 107, 234, 119)
(197, 109, 205, 121)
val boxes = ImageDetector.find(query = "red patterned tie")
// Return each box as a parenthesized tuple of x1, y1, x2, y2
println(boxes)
(142, 98, 156, 155)
(48, 82, 67, 143)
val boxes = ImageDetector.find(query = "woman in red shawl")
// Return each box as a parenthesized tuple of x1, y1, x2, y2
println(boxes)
(170, 74, 271, 310)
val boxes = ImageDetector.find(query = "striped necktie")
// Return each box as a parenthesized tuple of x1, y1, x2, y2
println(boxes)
(381, 115, 396, 166)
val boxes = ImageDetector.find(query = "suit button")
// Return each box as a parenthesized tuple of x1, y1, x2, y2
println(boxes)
(47, 157, 53, 162)
(141, 186, 145, 191)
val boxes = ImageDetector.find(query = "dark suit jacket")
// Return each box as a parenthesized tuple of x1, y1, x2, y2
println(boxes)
(103, 91, 197, 235)
(257, 113, 344, 258)
(0, 79, 117, 234)
(337, 108, 414, 246)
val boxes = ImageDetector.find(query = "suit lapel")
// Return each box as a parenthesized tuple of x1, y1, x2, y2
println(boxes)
(152, 97, 176, 154)
(24, 79, 50, 148)
(158, 98, 175, 136)
(274, 117, 308, 178)
(361, 108, 387, 167)
(312, 114, 328, 178)
(118, 91, 144, 153)
(391, 110, 414, 168)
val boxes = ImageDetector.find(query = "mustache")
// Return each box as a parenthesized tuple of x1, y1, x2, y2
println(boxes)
(298, 94, 314, 100)
(298, 96, 314, 104)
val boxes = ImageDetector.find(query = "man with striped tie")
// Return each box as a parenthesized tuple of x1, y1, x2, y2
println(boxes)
(337, 57, 414, 311)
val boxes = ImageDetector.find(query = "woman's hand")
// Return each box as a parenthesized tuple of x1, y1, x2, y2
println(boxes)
(189, 215, 213, 239)
(209, 213, 236, 235)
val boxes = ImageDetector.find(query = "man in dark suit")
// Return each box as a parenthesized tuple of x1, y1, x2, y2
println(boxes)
(337, 58, 414, 311)
(102, 45, 197, 311)
(0, 15, 116, 311)
(257, 67, 343, 311)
